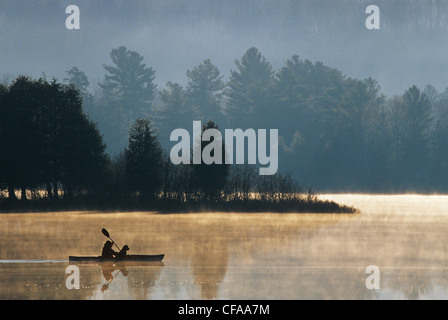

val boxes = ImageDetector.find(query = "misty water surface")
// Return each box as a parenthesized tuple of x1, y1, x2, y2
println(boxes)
(1, 194, 448, 299)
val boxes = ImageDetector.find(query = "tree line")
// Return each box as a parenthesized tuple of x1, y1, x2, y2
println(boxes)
(77, 45, 448, 193)
(1, 44, 447, 211)
(0, 73, 354, 213)
(0, 77, 109, 201)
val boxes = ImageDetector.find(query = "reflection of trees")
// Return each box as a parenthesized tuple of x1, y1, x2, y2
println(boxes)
(175, 213, 351, 299)
(384, 267, 448, 300)
(190, 236, 229, 299)
(387, 269, 433, 300)
(383, 233, 434, 299)
(125, 263, 164, 299)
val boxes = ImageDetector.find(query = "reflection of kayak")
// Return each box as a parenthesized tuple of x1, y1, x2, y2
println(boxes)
(69, 254, 165, 263)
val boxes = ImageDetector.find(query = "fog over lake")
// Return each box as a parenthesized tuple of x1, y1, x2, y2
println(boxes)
(1, 194, 448, 300)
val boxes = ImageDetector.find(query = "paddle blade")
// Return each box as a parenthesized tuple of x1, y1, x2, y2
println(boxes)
(102, 228, 110, 238)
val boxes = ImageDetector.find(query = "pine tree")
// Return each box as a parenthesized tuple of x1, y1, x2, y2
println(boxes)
(185, 59, 225, 124)
(125, 118, 164, 201)
(64, 66, 94, 116)
(226, 47, 273, 128)
(157, 81, 191, 149)
(190, 120, 229, 200)
(100, 46, 157, 126)
(401, 86, 433, 184)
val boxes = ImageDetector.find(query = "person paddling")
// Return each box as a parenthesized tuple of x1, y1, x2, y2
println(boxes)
(101, 240, 130, 259)
(100, 228, 130, 259)
(101, 240, 117, 259)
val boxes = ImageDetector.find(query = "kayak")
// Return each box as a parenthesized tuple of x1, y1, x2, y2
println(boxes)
(69, 254, 165, 263)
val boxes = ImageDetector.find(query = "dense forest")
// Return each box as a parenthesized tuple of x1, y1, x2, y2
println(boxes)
(74, 46, 448, 193)
(1, 44, 448, 212)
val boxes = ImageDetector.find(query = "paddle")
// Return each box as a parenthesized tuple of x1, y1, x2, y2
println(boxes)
(101, 228, 121, 251)
(101, 269, 121, 292)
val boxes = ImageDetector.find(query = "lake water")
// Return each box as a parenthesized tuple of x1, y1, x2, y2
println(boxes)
(1, 194, 448, 300)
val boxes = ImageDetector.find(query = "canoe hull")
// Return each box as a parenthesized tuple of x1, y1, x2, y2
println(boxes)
(69, 254, 164, 263)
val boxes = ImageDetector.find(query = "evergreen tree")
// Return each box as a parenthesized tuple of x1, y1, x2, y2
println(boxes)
(270, 55, 349, 188)
(423, 84, 439, 107)
(100, 46, 157, 126)
(64, 66, 94, 116)
(185, 59, 225, 123)
(157, 81, 191, 149)
(431, 104, 448, 189)
(190, 120, 229, 200)
(125, 118, 164, 201)
(337, 78, 385, 187)
(64, 67, 90, 96)
(271, 55, 313, 166)
(226, 47, 274, 128)
(400, 85, 433, 186)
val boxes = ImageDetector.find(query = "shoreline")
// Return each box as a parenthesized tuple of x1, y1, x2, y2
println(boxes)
(0, 197, 358, 214)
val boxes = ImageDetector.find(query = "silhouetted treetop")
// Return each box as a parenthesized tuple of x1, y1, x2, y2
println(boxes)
(100, 46, 157, 125)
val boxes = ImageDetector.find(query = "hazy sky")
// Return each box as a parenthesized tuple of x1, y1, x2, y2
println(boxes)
(1, 0, 448, 97)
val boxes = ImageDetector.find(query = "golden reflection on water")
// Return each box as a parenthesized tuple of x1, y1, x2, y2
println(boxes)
(2, 194, 448, 299)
